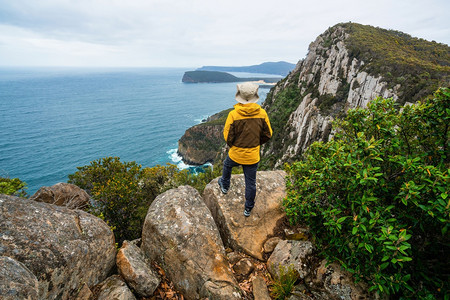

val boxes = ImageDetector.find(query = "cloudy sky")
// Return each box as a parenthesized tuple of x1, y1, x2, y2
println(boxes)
(0, 0, 449, 68)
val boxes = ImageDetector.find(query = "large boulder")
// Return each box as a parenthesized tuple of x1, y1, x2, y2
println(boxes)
(0, 194, 116, 299)
(203, 170, 287, 260)
(0, 256, 39, 300)
(30, 182, 90, 209)
(141, 185, 242, 300)
(116, 240, 160, 297)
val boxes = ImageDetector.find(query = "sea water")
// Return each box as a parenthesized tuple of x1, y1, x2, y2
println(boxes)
(0, 67, 273, 194)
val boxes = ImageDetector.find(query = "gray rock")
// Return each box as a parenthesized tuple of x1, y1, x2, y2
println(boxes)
(30, 182, 90, 210)
(311, 260, 370, 300)
(116, 240, 160, 297)
(0, 256, 39, 300)
(0, 194, 116, 300)
(203, 171, 287, 260)
(141, 185, 241, 300)
(252, 275, 271, 300)
(267, 240, 314, 280)
(95, 275, 136, 300)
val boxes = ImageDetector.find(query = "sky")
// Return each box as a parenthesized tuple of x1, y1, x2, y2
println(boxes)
(0, 0, 449, 68)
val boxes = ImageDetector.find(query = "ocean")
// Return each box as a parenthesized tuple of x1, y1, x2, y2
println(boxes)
(0, 67, 273, 194)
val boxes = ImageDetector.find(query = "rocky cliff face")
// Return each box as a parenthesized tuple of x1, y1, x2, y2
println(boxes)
(178, 109, 230, 165)
(260, 23, 449, 168)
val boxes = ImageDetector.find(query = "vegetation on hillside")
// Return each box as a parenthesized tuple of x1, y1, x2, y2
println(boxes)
(261, 75, 303, 168)
(342, 22, 449, 104)
(68, 157, 224, 244)
(284, 88, 449, 298)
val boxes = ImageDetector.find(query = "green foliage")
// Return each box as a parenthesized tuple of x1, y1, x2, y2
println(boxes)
(0, 177, 28, 197)
(284, 88, 449, 298)
(341, 22, 449, 104)
(269, 265, 299, 300)
(260, 81, 303, 169)
(68, 157, 224, 244)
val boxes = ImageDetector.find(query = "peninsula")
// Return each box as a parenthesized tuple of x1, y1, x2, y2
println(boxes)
(181, 70, 281, 84)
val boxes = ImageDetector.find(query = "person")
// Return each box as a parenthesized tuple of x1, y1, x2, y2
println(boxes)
(218, 82, 273, 217)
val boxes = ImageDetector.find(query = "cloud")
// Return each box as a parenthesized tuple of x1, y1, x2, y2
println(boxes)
(0, 0, 448, 67)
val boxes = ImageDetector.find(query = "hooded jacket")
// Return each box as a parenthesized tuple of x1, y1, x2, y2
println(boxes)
(223, 103, 273, 165)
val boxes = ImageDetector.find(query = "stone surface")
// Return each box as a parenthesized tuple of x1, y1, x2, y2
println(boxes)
(227, 252, 243, 265)
(267, 240, 314, 280)
(0, 194, 116, 300)
(0, 256, 39, 300)
(141, 185, 241, 300)
(30, 182, 90, 209)
(264, 237, 282, 253)
(95, 275, 136, 300)
(203, 171, 287, 260)
(310, 260, 370, 300)
(116, 240, 160, 297)
(233, 258, 255, 277)
(252, 275, 271, 300)
(74, 283, 92, 300)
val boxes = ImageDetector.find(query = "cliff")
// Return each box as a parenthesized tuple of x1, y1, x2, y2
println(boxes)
(177, 109, 230, 165)
(178, 22, 449, 168)
(260, 22, 449, 168)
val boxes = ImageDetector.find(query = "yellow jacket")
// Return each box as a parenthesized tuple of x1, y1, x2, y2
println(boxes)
(223, 103, 273, 165)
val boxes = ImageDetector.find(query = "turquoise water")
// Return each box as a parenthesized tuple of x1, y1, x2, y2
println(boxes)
(0, 67, 271, 194)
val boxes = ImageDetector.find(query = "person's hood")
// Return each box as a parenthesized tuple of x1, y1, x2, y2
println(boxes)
(234, 103, 261, 117)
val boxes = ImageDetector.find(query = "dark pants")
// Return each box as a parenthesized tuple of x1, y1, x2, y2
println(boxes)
(221, 155, 259, 210)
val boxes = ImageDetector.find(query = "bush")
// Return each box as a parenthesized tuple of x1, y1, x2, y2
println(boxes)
(0, 177, 28, 197)
(283, 88, 449, 298)
(68, 157, 224, 244)
(269, 265, 299, 300)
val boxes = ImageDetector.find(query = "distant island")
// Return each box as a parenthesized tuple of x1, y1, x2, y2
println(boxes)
(197, 61, 296, 76)
(182, 70, 281, 84)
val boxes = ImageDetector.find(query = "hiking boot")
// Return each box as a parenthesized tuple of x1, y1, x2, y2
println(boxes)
(244, 208, 251, 217)
(218, 178, 228, 194)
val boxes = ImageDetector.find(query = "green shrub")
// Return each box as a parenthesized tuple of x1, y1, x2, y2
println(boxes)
(270, 265, 299, 300)
(0, 177, 28, 197)
(284, 88, 449, 298)
(68, 157, 226, 244)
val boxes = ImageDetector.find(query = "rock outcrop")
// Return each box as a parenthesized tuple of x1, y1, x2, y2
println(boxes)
(203, 170, 287, 260)
(141, 185, 241, 300)
(30, 182, 90, 210)
(261, 23, 449, 168)
(178, 123, 224, 165)
(178, 108, 231, 165)
(0, 194, 116, 299)
(262, 25, 400, 168)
